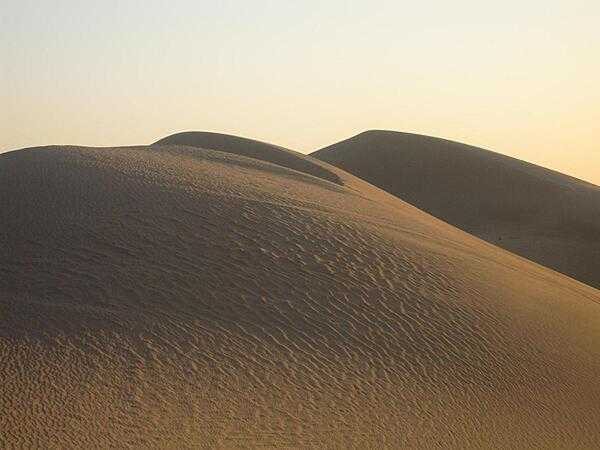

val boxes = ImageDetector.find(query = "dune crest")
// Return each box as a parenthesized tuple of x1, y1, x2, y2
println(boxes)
(155, 131, 344, 186)
(1, 143, 600, 448)
(313, 130, 600, 289)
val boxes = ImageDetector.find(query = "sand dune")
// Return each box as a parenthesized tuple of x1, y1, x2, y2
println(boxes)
(2, 140, 600, 448)
(313, 130, 600, 289)
(155, 131, 343, 185)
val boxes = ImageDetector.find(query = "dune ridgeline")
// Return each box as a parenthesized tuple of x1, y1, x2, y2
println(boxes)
(1, 132, 599, 448)
(313, 130, 600, 290)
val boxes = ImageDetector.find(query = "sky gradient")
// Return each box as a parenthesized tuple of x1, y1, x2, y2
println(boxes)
(3, 0, 599, 184)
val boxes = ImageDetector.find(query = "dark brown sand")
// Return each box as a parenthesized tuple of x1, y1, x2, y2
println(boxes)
(1, 138, 600, 448)
(313, 130, 600, 290)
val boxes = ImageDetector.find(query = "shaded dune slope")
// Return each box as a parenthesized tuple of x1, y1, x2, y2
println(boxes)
(313, 130, 600, 289)
(1, 144, 600, 448)
(155, 131, 344, 186)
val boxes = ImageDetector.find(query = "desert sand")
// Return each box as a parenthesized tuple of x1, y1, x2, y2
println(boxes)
(313, 130, 600, 290)
(1, 134, 600, 448)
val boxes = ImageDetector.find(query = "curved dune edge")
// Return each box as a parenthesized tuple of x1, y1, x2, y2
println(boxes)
(1, 144, 600, 448)
(313, 130, 600, 290)
(154, 131, 345, 186)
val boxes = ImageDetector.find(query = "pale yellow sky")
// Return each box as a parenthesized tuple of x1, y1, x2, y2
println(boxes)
(2, 1, 599, 184)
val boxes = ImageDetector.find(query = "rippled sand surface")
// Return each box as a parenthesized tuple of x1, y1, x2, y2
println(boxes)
(1, 142, 600, 448)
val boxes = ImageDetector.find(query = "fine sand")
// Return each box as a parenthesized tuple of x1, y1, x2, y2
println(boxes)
(313, 130, 600, 290)
(1, 136, 600, 448)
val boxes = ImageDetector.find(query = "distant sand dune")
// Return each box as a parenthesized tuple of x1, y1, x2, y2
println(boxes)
(155, 131, 344, 185)
(313, 130, 600, 289)
(1, 140, 600, 448)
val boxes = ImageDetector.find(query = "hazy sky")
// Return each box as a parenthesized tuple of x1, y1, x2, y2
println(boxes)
(2, 0, 599, 184)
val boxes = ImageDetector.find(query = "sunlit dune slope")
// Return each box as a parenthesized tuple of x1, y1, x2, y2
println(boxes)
(1, 143, 600, 448)
(313, 130, 600, 289)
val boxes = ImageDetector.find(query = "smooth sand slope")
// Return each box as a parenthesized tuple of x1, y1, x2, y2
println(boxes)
(1, 138, 600, 448)
(313, 130, 600, 289)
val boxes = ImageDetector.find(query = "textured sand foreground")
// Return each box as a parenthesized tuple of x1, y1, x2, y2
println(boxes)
(1, 136, 600, 448)
(313, 130, 600, 290)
